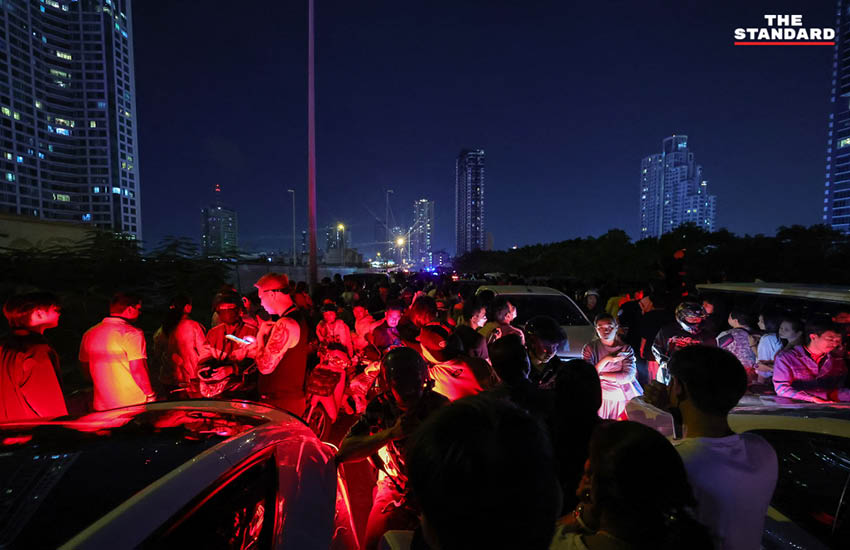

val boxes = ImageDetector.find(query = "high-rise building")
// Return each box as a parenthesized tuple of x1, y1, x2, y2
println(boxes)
(455, 149, 485, 256)
(826, 0, 850, 232)
(411, 198, 434, 268)
(0, 0, 142, 239)
(640, 135, 716, 238)
(201, 185, 237, 256)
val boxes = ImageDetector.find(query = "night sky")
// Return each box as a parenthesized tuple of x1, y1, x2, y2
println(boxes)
(133, 0, 835, 256)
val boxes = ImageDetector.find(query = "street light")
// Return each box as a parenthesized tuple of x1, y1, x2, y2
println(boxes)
(288, 189, 296, 267)
(396, 237, 405, 265)
(338, 223, 345, 267)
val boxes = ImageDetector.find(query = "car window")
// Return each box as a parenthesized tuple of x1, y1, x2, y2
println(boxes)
(504, 295, 589, 327)
(142, 454, 277, 550)
(750, 429, 850, 548)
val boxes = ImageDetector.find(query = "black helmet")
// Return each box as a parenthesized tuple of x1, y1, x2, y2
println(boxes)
(381, 347, 430, 402)
(675, 301, 707, 334)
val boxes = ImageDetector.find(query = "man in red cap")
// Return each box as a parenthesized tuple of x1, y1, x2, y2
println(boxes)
(419, 323, 498, 401)
(251, 273, 309, 415)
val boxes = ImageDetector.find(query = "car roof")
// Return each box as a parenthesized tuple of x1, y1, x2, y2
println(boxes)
(730, 396, 850, 438)
(0, 401, 311, 548)
(696, 282, 850, 304)
(477, 285, 566, 296)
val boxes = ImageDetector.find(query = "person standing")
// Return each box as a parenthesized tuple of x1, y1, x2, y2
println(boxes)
(79, 292, 154, 410)
(252, 273, 309, 415)
(0, 293, 67, 421)
(582, 313, 642, 419)
(155, 294, 206, 397)
(453, 296, 490, 361)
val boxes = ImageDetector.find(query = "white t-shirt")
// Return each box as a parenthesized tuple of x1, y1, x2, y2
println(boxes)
(79, 317, 148, 410)
(757, 333, 783, 362)
(674, 434, 778, 550)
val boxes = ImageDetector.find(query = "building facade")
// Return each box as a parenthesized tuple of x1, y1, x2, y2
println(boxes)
(455, 148, 485, 255)
(201, 202, 238, 257)
(411, 198, 434, 269)
(640, 135, 716, 238)
(825, 0, 850, 232)
(0, 0, 142, 239)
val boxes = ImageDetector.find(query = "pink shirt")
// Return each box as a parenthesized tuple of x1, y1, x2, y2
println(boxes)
(80, 317, 147, 410)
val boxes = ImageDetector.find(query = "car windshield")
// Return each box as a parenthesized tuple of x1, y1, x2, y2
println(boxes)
(504, 294, 589, 327)
(0, 407, 267, 548)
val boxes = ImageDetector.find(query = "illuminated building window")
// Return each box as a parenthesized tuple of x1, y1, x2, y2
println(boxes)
(5, 173, 15, 182)
(56, 128, 70, 136)
(52, 193, 70, 202)
(12, 112, 20, 121)
(1, 107, 9, 117)
(16, 156, 22, 163)
(82, 213, 91, 222)
(840, 137, 850, 148)
(112, 187, 121, 194)
(93, 187, 100, 193)
(56, 50, 72, 60)
(90, 121, 97, 128)
(4, 153, 10, 160)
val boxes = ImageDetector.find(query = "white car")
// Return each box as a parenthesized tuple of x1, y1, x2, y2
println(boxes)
(729, 397, 850, 549)
(0, 400, 358, 549)
(476, 285, 595, 357)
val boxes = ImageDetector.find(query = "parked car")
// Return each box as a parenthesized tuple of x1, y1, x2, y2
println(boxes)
(0, 400, 358, 550)
(476, 285, 594, 357)
(729, 399, 850, 549)
(695, 282, 850, 319)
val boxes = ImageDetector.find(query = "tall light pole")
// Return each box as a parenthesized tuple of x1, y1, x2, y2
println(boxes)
(307, 0, 318, 287)
(337, 223, 345, 267)
(385, 189, 393, 258)
(396, 236, 405, 266)
(288, 189, 296, 267)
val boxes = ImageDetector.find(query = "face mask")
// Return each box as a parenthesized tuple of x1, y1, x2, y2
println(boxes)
(218, 310, 240, 324)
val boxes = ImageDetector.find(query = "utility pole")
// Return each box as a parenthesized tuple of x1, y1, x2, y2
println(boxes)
(307, 0, 318, 287)
(385, 189, 393, 258)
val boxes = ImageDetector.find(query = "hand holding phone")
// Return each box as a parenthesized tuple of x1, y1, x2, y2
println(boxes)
(225, 334, 255, 346)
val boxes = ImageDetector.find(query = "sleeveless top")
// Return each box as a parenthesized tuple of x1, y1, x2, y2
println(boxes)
(258, 306, 310, 397)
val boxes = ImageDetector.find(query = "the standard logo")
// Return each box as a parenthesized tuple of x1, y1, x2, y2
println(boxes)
(734, 14, 835, 45)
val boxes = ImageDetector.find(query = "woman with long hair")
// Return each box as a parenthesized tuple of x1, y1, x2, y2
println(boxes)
(551, 421, 714, 550)
(155, 294, 206, 397)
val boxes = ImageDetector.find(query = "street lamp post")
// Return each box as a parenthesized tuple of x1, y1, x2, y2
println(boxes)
(288, 189, 296, 267)
(396, 236, 405, 266)
(385, 189, 393, 257)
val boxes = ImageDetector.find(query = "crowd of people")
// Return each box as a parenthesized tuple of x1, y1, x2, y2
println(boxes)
(2, 272, 850, 549)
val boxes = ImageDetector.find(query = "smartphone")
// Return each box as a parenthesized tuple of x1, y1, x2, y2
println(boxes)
(225, 334, 253, 346)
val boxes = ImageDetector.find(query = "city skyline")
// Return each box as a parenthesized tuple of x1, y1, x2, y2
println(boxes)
(0, 0, 828, 256)
(0, 0, 141, 239)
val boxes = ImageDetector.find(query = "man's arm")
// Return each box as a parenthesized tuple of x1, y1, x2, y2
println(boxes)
(773, 354, 829, 403)
(129, 359, 155, 400)
(255, 318, 301, 374)
(337, 414, 408, 463)
(336, 425, 399, 464)
(176, 322, 203, 378)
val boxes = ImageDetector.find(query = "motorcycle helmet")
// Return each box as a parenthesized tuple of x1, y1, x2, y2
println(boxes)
(675, 301, 707, 334)
(380, 347, 431, 407)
